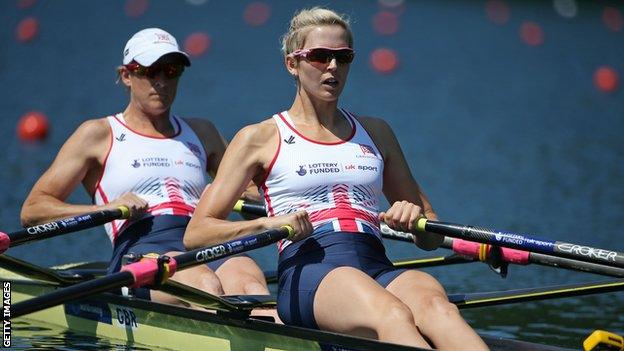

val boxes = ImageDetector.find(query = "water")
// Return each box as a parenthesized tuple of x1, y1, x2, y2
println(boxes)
(9, 320, 166, 350)
(1, 0, 623, 349)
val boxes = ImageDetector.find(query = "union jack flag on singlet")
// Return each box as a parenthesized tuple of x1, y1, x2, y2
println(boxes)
(260, 109, 384, 252)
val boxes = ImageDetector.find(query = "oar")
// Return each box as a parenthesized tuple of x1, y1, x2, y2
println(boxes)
(0, 207, 129, 253)
(12, 225, 293, 318)
(449, 277, 624, 309)
(233, 199, 266, 217)
(416, 218, 624, 270)
(381, 225, 624, 278)
(234, 200, 624, 278)
(0, 254, 91, 284)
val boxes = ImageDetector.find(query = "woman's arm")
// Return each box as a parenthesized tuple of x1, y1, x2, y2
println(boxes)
(359, 116, 443, 250)
(184, 121, 311, 249)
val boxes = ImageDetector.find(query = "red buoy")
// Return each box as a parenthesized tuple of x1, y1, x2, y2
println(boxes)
(519, 21, 544, 46)
(373, 11, 399, 35)
(184, 32, 211, 57)
(603, 7, 623, 32)
(17, 111, 49, 142)
(370, 48, 398, 74)
(16, 17, 38, 42)
(485, 0, 510, 25)
(243, 2, 271, 27)
(124, 0, 149, 18)
(594, 66, 619, 93)
(17, 0, 37, 9)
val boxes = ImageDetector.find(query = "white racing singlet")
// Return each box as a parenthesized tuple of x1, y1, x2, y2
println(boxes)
(260, 109, 384, 252)
(94, 114, 208, 243)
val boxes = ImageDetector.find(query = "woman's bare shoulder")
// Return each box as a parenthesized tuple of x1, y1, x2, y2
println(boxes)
(233, 117, 278, 146)
(70, 117, 111, 144)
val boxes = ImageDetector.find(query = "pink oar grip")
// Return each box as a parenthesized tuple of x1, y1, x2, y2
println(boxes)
(452, 239, 530, 265)
(120, 258, 178, 288)
(452, 239, 480, 256)
(0, 232, 10, 253)
(500, 247, 530, 264)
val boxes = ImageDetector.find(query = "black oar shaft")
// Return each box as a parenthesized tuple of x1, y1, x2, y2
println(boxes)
(528, 252, 624, 277)
(420, 219, 624, 269)
(6, 207, 129, 248)
(175, 227, 290, 269)
(13, 272, 135, 318)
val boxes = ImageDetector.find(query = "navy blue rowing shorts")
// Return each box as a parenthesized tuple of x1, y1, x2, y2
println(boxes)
(276, 232, 407, 329)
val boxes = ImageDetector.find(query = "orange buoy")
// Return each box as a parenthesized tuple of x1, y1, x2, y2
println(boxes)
(594, 66, 619, 93)
(16, 17, 38, 42)
(17, 111, 49, 142)
(370, 48, 398, 74)
(184, 32, 211, 57)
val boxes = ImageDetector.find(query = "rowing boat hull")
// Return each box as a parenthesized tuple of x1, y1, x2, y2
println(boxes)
(4, 273, 572, 351)
(9, 278, 422, 351)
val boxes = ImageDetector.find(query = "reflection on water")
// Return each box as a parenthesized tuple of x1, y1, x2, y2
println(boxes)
(10, 320, 164, 351)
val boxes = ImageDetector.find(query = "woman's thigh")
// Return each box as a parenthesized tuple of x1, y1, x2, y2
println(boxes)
(313, 266, 414, 337)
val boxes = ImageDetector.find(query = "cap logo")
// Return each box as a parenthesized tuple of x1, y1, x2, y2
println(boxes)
(154, 33, 172, 44)
(124, 48, 129, 57)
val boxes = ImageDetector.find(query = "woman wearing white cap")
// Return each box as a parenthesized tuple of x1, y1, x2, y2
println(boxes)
(20, 28, 274, 308)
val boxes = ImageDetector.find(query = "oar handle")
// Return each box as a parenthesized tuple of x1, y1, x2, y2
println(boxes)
(233, 199, 267, 217)
(417, 218, 624, 270)
(0, 206, 130, 253)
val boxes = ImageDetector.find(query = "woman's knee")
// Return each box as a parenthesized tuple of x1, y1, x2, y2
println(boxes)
(219, 272, 268, 295)
(379, 301, 416, 325)
(197, 273, 224, 295)
(421, 294, 460, 318)
(175, 266, 224, 295)
(241, 277, 269, 295)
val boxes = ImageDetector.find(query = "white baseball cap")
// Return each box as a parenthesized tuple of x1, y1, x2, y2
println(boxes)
(123, 28, 191, 67)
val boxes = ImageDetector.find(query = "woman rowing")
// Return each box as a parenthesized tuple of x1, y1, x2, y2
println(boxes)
(184, 7, 488, 350)
(20, 28, 273, 307)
